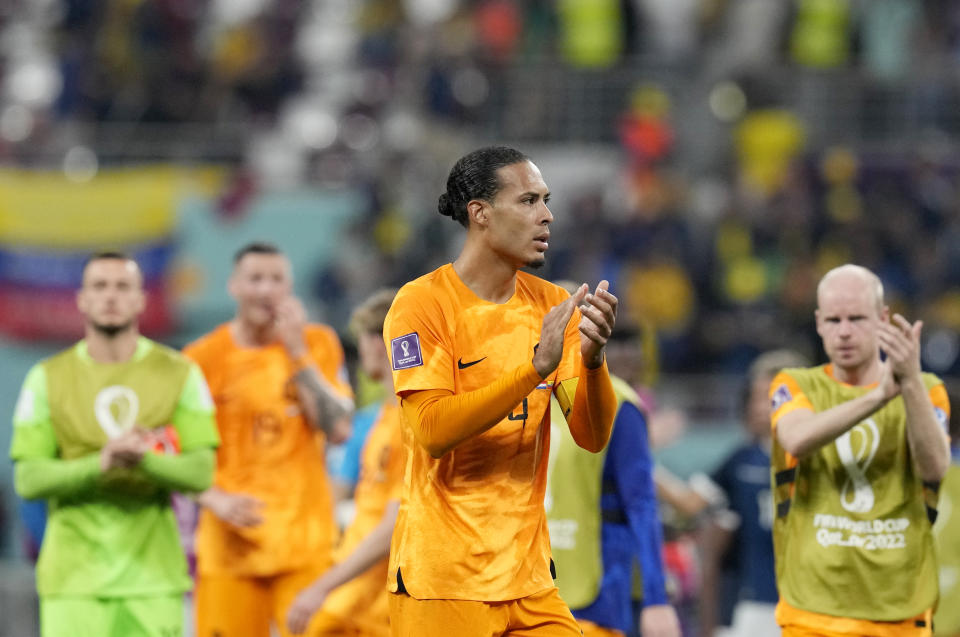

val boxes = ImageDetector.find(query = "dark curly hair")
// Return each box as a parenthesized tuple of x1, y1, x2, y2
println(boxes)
(438, 146, 530, 227)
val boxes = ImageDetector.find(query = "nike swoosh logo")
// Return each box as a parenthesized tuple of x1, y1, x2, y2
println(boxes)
(457, 357, 486, 370)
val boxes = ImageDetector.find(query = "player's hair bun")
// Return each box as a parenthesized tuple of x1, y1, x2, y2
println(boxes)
(438, 192, 455, 218)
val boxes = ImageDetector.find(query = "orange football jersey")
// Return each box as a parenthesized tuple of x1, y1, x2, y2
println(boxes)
(383, 264, 582, 601)
(321, 402, 404, 634)
(184, 323, 352, 576)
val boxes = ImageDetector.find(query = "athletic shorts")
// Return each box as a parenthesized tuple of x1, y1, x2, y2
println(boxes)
(195, 563, 330, 637)
(41, 593, 183, 637)
(780, 608, 933, 637)
(309, 609, 387, 637)
(388, 587, 582, 637)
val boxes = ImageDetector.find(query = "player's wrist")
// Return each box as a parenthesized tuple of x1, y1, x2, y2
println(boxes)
(869, 384, 895, 406)
(583, 350, 605, 370)
(281, 331, 308, 358)
(196, 486, 220, 509)
(531, 354, 553, 378)
(289, 350, 312, 371)
(897, 373, 924, 391)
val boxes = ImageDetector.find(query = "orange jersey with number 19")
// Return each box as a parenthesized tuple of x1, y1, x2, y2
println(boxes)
(184, 323, 352, 577)
(383, 264, 582, 602)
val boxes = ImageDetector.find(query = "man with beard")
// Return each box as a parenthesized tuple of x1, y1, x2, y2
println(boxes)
(10, 252, 220, 637)
(185, 242, 354, 637)
(383, 146, 619, 636)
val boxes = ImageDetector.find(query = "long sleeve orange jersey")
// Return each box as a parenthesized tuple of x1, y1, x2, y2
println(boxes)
(383, 264, 616, 602)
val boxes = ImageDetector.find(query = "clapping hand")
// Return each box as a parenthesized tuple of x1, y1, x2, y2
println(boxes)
(533, 285, 588, 377)
(877, 313, 923, 384)
(100, 427, 151, 472)
(577, 280, 618, 368)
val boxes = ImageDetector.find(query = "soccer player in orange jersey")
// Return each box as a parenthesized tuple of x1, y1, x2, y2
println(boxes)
(383, 146, 620, 636)
(184, 242, 354, 637)
(286, 288, 404, 636)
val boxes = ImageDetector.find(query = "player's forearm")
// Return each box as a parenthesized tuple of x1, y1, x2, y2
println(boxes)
(138, 448, 215, 493)
(776, 387, 888, 457)
(402, 361, 543, 458)
(653, 465, 712, 518)
(566, 361, 616, 452)
(901, 378, 950, 482)
(320, 501, 399, 592)
(293, 366, 354, 441)
(14, 454, 101, 500)
(697, 522, 734, 636)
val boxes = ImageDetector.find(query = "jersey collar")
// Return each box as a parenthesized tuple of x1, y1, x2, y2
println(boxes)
(76, 336, 152, 364)
(823, 363, 879, 389)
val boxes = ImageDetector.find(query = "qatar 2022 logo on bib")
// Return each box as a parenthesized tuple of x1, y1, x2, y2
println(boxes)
(94, 385, 140, 439)
(835, 418, 880, 513)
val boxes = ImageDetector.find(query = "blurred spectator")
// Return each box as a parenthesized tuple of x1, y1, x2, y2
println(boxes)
(734, 107, 806, 201)
(788, 0, 854, 70)
(557, 0, 624, 68)
(860, 0, 920, 83)
(635, 0, 701, 64)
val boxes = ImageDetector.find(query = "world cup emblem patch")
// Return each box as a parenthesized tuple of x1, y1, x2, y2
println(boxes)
(391, 332, 423, 370)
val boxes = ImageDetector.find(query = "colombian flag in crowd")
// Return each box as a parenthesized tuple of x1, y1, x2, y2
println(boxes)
(0, 166, 182, 340)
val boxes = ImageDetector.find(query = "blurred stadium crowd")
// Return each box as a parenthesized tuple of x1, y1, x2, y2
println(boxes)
(2, 1, 960, 635)
(3, 1, 960, 375)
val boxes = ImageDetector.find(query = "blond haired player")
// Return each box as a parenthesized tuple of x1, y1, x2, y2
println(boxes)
(185, 242, 354, 637)
(770, 264, 950, 636)
(384, 146, 619, 636)
(286, 288, 404, 636)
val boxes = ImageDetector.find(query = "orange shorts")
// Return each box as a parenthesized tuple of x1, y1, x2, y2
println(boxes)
(575, 618, 624, 637)
(195, 563, 331, 637)
(309, 609, 387, 637)
(779, 607, 933, 637)
(388, 587, 582, 637)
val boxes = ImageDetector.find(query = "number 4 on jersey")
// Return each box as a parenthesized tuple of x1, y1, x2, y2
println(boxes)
(508, 398, 528, 429)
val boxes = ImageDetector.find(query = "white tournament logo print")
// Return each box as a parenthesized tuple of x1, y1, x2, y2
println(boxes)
(94, 385, 140, 439)
(400, 341, 410, 357)
(835, 418, 880, 513)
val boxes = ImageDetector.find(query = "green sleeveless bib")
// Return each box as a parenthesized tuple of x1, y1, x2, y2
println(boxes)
(44, 338, 192, 496)
(771, 366, 941, 620)
(546, 375, 639, 609)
